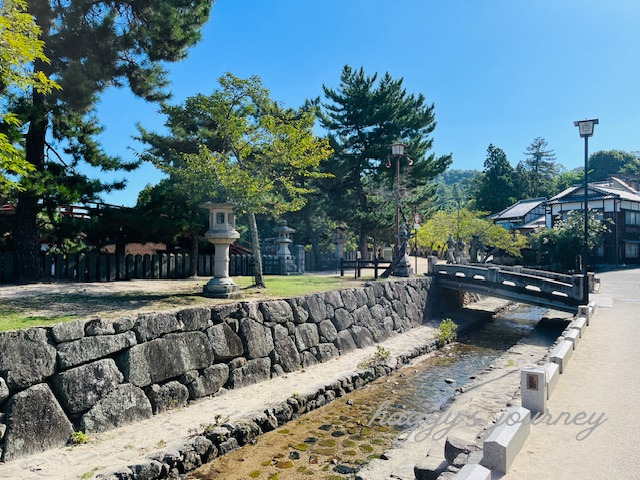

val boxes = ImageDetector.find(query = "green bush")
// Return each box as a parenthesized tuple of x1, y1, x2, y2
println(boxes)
(438, 318, 458, 344)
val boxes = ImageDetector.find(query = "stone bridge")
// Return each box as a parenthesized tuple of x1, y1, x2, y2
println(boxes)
(427, 257, 595, 313)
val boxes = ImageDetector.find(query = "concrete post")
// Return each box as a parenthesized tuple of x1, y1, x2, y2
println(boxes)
(427, 255, 438, 275)
(487, 267, 500, 284)
(520, 366, 547, 415)
(572, 274, 584, 301)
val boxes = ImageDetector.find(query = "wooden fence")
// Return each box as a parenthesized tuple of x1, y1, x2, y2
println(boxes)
(0, 251, 256, 283)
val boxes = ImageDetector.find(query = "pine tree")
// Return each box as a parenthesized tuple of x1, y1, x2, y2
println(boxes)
(320, 65, 451, 257)
(10, 0, 213, 282)
(475, 144, 517, 213)
(523, 137, 557, 197)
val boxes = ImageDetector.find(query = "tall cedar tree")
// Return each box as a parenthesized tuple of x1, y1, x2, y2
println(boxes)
(523, 137, 557, 198)
(10, 0, 212, 282)
(475, 144, 517, 214)
(320, 66, 451, 258)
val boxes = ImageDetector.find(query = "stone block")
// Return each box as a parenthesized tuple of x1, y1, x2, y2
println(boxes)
(549, 340, 573, 374)
(352, 306, 375, 329)
(334, 330, 357, 354)
(128, 460, 162, 480)
(301, 351, 318, 368)
(260, 300, 294, 324)
(571, 316, 587, 336)
(294, 323, 320, 351)
(332, 308, 354, 331)
(118, 331, 213, 387)
(324, 290, 345, 310)
(520, 366, 546, 415)
(455, 463, 491, 480)
(79, 383, 152, 433)
(340, 289, 358, 312)
(186, 364, 229, 399)
(146, 381, 189, 413)
(414, 455, 448, 480)
(133, 312, 184, 342)
(316, 343, 339, 362)
(444, 435, 481, 464)
(353, 289, 368, 308)
(228, 357, 271, 388)
(51, 319, 85, 343)
(85, 318, 116, 336)
(52, 358, 124, 414)
(57, 331, 137, 370)
(2, 383, 74, 461)
(543, 362, 559, 399)
(301, 294, 326, 323)
(350, 325, 375, 348)
(211, 302, 241, 324)
(239, 318, 274, 359)
(177, 307, 212, 331)
(564, 328, 580, 349)
(318, 320, 338, 342)
(207, 323, 244, 360)
(274, 336, 301, 373)
(113, 316, 135, 334)
(0, 328, 57, 390)
(481, 406, 530, 474)
(0, 377, 8, 404)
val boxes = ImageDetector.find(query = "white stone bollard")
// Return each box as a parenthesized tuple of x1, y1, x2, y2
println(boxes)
(550, 340, 573, 374)
(454, 463, 491, 480)
(565, 329, 580, 349)
(543, 362, 560, 399)
(481, 406, 531, 474)
(570, 316, 587, 337)
(578, 305, 591, 325)
(521, 366, 547, 414)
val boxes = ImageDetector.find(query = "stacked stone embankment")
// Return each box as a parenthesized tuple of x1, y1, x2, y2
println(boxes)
(0, 277, 435, 462)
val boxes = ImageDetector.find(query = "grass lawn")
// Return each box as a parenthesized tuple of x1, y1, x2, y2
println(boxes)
(0, 273, 386, 332)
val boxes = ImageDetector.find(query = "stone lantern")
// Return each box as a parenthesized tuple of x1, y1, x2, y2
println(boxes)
(274, 220, 297, 273)
(333, 227, 347, 262)
(201, 202, 241, 298)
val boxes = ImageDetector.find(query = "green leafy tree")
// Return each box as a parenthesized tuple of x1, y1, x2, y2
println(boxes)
(0, 0, 59, 191)
(474, 144, 517, 213)
(320, 65, 451, 258)
(8, 0, 213, 283)
(553, 167, 583, 194)
(522, 137, 558, 197)
(532, 209, 610, 270)
(588, 150, 640, 182)
(151, 74, 332, 287)
(417, 209, 528, 261)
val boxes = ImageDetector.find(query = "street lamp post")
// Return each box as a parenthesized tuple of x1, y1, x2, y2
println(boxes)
(388, 143, 413, 256)
(386, 143, 414, 277)
(573, 118, 598, 304)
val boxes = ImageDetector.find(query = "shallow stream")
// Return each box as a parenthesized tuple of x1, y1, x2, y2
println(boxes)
(189, 304, 566, 480)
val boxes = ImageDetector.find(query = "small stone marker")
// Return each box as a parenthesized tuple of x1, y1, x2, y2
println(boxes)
(543, 362, 559, 399)
(564, 329, 580, 349)
(481, 406, 530, 474)
(549, 340, 573, 374)
(570, 316, 587, 337)
(455, 463, 491, 480)
(520, 366, 546, 414)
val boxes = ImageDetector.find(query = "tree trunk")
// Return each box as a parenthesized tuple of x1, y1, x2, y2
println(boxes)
(358, 230, 368, 260)
(189, 231, 198, 276)
(14, 0, 52, 283)
(303, 204, 321, 270)
(247, 212, 265, 287)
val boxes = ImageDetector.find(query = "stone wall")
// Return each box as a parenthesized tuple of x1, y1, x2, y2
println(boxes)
(0, 277, 437, 462)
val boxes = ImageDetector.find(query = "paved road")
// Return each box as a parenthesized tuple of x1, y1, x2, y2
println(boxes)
(503, 267, 640, 480)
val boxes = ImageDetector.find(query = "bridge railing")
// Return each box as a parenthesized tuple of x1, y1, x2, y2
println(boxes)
(427, 259, 584, 303)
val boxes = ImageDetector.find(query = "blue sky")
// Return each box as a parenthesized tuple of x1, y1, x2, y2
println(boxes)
(90, 0, 640, 206)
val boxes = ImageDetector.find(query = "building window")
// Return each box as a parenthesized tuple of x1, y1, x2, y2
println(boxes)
(625, 211, 640, 226)
(625, 242, 639, 258)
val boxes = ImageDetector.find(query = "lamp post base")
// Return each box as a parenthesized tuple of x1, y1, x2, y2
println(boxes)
(203, 277, 242, 299)
(392, 253, 414, 277)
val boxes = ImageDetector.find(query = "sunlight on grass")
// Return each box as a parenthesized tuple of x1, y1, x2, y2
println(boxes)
(233, 275, 354, 298)
(0, 309, 78, 332)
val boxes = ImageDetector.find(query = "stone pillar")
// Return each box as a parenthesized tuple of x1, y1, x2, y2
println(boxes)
(520, 365, 547, 415)
(427, 256, 438, 275)
(487, 266, 500, 284)
(333, 228, 347, 263)
(201, 202, 241, 298)
(572, 274, 584, 301)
